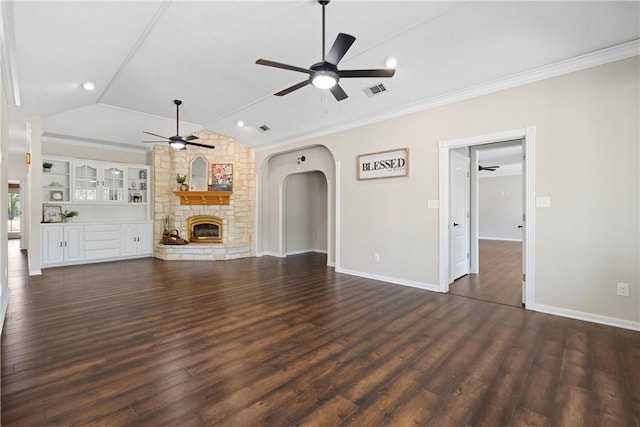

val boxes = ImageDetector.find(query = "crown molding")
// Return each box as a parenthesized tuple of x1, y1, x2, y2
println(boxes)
(42, 132, 151, 154)
(255, 39, 640, 153)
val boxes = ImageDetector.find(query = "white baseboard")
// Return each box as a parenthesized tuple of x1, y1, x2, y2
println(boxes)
(336, 267, 441, 293)
(479, 237, 523, 242)
(260, 251, 286, 258)
(534, 303, 640, 331)
(257, 251, 335, 266)
(285, 249, 327, 256)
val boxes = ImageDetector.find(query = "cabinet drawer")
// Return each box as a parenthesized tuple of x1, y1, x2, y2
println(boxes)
(84, 224, 121, 260)
(85, 225, 121, 241)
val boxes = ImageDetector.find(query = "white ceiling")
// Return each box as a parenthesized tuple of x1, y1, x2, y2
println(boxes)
(3, 1, 639, 155)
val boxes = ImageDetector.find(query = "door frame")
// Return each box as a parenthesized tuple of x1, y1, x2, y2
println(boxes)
(438, 127, 536, 309)
(448, 151, 470, 283)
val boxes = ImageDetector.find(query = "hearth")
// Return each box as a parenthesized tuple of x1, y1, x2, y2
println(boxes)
(187, 215, 223, 243)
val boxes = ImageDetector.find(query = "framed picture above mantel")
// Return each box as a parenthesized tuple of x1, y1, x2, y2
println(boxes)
(211, 164, 233, 191)
(357, 148, 409, 180)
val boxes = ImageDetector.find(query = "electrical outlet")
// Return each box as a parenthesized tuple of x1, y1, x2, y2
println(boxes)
(374, 253, 380, 262)
(616, 282, 629, 297)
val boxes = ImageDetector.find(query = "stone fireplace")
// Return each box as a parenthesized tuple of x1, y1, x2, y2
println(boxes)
(187, 215, 223, 243)
(152, 130, 256, 261)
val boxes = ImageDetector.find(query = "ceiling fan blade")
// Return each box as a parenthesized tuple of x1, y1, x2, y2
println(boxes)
(184, 135, 199, 141)
(325, 33, 355, 65)
(275, 80, 311, 97)
(143, 131, 170, 140)
(339, 68, 396, 78)
(256, 59, 312, 75)
(141, 140, 168, 143)
(185, 141, 215, 149)
(329, 84, 348, 101)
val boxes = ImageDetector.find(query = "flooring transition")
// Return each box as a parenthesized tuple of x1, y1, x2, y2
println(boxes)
(450, 239, 523, 308)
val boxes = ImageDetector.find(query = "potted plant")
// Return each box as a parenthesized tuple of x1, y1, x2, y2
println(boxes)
(43, 162, 53, 172)
(176, 174, 188, 191)
(62, 210, 79, 222)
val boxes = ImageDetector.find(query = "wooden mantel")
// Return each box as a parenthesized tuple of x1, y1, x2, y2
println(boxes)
(173, 191, 231, 205)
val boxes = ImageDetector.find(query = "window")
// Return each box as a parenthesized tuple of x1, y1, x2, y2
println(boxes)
(8, 184, 21, 235)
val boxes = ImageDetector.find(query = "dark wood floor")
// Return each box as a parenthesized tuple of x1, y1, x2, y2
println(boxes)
(450, 239, 522, 308)
(2, 244, 639, 426)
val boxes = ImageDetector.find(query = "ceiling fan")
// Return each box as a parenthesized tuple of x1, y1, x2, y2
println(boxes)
(142, 99, 214, 150)
(255, 0, 395, 101)
(479, 165, 500, 171)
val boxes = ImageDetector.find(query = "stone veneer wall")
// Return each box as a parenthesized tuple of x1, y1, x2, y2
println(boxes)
(153, 130, 255, 260)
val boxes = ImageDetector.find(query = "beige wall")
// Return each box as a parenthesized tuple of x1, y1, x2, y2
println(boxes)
(284, 171, 328, 254)
(479, 175, 522, 241)
(257, 57, 640, 326)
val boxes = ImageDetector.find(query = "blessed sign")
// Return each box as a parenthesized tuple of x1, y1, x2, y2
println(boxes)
(357, 148, 409, 180)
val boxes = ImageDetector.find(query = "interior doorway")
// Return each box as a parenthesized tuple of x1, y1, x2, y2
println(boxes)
(8, 183, 21, 240)
(438, 127, 536, 309)
(449, 141, 523, 307)
(283, 171, 328, 256)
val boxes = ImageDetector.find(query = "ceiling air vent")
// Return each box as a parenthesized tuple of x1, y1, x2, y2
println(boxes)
(363, 83, 387, 97)
(258, 124, 271, 132)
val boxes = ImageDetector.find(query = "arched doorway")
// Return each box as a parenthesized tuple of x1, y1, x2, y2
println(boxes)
(257, 145, 336, 266)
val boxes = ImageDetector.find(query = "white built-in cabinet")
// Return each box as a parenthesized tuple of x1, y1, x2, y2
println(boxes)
(41, 224, 84, 265)
(41, 155, 152, 267)
(41, 222, 152, 267)
(43, 156, 150, 206)
(121, 223, 152, 256)
(42, 158, 72, 203)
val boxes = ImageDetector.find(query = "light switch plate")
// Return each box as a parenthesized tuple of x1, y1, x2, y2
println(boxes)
(536, 196, 551, 208)
(427, 200, 439, 209)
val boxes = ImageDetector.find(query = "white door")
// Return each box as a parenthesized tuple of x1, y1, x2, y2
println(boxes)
(449, 151, 470, 282)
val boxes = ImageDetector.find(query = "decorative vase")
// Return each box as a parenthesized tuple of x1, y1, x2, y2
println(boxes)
(180, 183, 189, 191)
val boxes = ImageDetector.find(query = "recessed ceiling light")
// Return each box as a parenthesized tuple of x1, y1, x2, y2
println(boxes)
(385, 57, 397, 69)
(82, 82, 95, 91)
(237, 120, 245, 127)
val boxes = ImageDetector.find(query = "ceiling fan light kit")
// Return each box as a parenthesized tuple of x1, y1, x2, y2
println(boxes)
(142, 99, 214, 150)
(312, 71, 338, 89)
(255, 0, 395, 101)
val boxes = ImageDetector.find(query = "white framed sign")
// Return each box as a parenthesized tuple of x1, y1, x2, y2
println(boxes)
(357, 148, 409, 180)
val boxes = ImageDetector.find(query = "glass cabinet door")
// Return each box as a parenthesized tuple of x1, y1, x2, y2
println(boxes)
(74, 163, 99, 201)
(103, 166, 125, 202)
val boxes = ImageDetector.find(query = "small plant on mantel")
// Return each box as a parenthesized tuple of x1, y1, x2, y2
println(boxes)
(42, 162, 53, 172)
(176, 174, 188, 191)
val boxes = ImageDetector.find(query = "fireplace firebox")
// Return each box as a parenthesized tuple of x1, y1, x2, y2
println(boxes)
(187, 215, 223, 243)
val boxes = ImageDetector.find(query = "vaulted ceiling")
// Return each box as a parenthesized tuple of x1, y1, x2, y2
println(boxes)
(3, 1, 639, 155)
